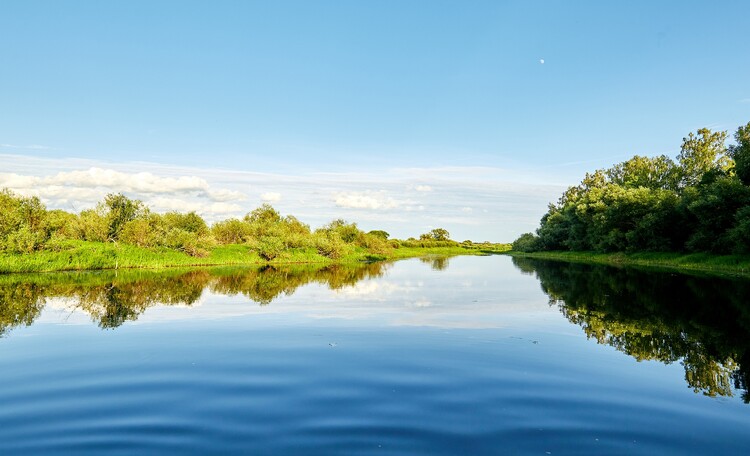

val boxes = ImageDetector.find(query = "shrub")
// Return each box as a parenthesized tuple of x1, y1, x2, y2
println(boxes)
(255, 236, 285, 261)
(356, 232, 391, 255)
(367, 230, 390, 240)
(4, 226, 45, 253)
(162, 228, 213, 257)
(211, 219, 251, 244)
(75, 209, 109, 242)
(313, 233, 347, 259)
(511, 233, 542, 252)
(121, 218, 159, 248)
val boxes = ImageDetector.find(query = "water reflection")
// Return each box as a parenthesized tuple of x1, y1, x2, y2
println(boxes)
(512, 257, 750, 402)
(419, 255, 450, 271)
(6, 255, 750, 404)
(0, 262, 388, 332)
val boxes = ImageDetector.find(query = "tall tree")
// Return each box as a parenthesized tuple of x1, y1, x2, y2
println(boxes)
(607, 155, 678, 190)
(104, 193, 144, 241)
(677, 128, 730, 188)
(729, 122, 750, 185)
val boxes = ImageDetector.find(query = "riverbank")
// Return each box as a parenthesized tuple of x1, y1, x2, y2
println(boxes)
(503, 250, 750, 278)
(0, 241, 509, 274)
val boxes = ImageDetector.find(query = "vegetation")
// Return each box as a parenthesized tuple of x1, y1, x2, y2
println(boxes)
(0, 192, 509, 273)
(512, 122, 750, 256)
(505, 250, 750, 278)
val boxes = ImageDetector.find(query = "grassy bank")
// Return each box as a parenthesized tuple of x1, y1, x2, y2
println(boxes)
(504, 250, 750, 277)
(0, 240, 509, 274)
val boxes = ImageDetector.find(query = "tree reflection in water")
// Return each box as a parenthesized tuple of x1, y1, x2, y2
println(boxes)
(512, 257, 750, 402)
(419, 256, 450, 271)
(0, 262, 389, 332)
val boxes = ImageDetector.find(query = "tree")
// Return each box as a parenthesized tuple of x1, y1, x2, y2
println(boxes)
(512, 233, 540, 252)
(421, 228, 450, 241)
(211, 218, 250, 244)
(162, 211, 208, 235)
(607, 155, 679, 190)
(244, 204, 281, 225)
(319, 219, 361, 243)
(677, 128, 730, 188)
(729, 122, 750, 185)
(103, 193, 144, 241)
(367, 230, 390, 240)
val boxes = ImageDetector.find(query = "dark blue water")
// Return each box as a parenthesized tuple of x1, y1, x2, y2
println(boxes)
(0, 256, 748, 454)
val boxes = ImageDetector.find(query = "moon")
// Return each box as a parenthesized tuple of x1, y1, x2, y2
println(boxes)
(540, 59, 545, 64)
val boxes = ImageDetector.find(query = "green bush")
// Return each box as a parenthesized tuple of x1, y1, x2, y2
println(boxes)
(255, 236, 285, 261)
(511, 233, 541, 252)
(120, 218, 160, 248)
(5, 226, 45, 253)
(162, 228, 213, 257)
(313, 233, 347, 259)
(356, 232, 392, 255)
(76, 209, 109, 242)
(211, 218, 251, 244)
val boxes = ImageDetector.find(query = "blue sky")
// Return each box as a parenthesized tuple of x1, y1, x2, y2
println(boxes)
(2, 0, 749, 240)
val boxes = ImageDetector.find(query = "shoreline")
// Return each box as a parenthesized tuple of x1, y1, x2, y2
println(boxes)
(503, 250, 750, 278)
(1, 243, 507, 275)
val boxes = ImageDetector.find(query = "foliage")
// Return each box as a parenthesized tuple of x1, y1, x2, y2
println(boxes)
(103, 193, 145, 241)
(367, 230, 390, 240)
(312, 231, 348, 259)
(211, 218, 251, 244)
(0, 190, 47, 253)
(511, 233, 541, 252)
(677, 128, 730, 188)
(419, 228, 450, 241)
(254, 236, 285, 261)
(514, 122, 750, 255)
(729, 122, 750, 185)
(76, 208, 109, 242)
(0, 189, 486, 270)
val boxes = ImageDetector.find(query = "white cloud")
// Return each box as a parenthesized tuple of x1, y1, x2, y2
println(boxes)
(334, 191, 400, 210)
(414, 185, 432, 192)
(0, 166, 249, 220)
(145, 197, 243, 216)
(0, 154, 567, 240)
(51, 168, 209, 193)
(0, 143, 51, 150)
(408, 298, 432, 308)
(206, 188, 246, 202)
(0, 167, 219, 195)
(261, 192, 282, 202)
(461, 207, 473, 213)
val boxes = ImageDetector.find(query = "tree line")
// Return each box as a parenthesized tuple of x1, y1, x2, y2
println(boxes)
(513, 121, 750, 254)
(0, 190, 459, 259)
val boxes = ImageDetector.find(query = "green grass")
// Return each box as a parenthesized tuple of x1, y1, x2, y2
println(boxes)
(0, 241, 510, 274)
(388, 245, 506, 259)
(504, 250, 750, 278)
(0, 242, 260, 273)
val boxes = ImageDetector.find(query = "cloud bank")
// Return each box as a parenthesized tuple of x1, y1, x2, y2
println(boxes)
(334, 191, 401, 210)
(0, 154, 565, 241)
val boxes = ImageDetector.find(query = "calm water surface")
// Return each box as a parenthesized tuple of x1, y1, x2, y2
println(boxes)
(1, 255, 749, 455)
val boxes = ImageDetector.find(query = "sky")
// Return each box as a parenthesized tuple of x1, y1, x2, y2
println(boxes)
(1, 0, 749, 241)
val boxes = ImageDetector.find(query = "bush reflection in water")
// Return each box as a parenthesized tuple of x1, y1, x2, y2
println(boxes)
(0, 262, 388, 332)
